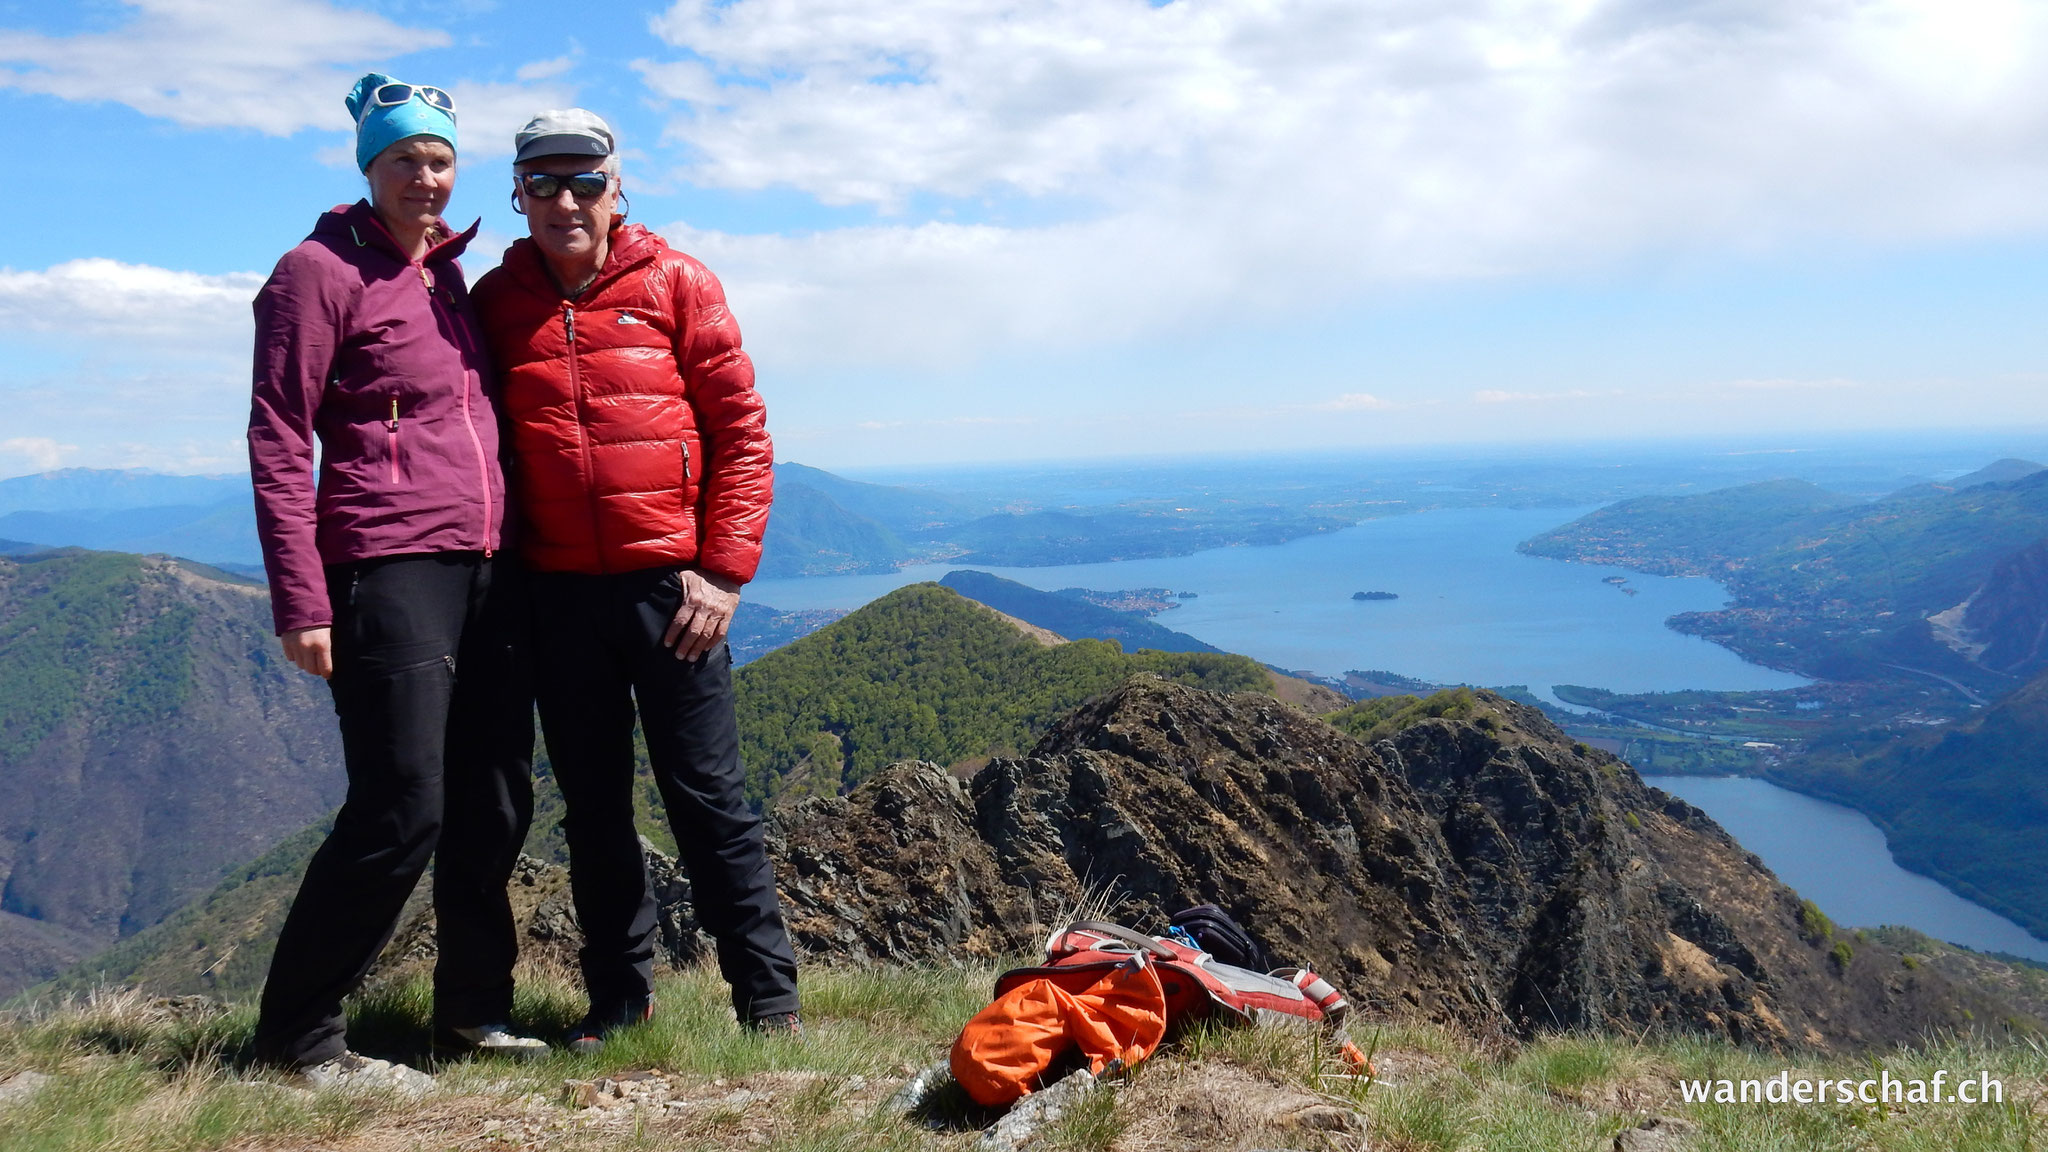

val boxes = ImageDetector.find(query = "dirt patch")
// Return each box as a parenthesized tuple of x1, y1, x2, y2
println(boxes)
(1112, 1060, 1365, 1152)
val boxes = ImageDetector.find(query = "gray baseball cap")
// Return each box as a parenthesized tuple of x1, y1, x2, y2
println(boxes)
(514, 108, 615, 163)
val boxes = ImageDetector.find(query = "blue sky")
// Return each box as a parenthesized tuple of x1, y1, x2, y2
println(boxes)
(3, 0, 2048, 477)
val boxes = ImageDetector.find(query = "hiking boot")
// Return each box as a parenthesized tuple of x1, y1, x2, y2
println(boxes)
(745, 1011, 803, 1038)
(565, 1000, 653, 1055)
(433, 1023, 549, 1059)
(294, 1051, 435, 1096)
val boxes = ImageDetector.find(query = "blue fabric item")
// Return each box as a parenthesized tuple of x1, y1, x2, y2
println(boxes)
(347, 72, 457, 172)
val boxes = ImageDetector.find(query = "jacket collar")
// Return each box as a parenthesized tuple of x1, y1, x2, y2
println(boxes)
(316, 199, 480, 265)
(500, 222, 667, 301)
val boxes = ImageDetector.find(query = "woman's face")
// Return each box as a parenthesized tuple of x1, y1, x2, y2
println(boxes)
(367, 136, 456, 233)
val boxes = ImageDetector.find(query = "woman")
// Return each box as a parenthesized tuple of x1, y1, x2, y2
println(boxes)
(247, 72, 543, 1074)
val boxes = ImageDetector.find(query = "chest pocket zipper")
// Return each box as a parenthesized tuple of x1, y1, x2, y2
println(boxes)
(387, 395, 401, 484)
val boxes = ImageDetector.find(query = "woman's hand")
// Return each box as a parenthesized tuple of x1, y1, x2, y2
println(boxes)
(664, 569, 740, 662)
(282, 626, 334, 679)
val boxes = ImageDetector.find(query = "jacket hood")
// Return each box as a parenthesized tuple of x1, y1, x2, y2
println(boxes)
(312, 199, 480, 264)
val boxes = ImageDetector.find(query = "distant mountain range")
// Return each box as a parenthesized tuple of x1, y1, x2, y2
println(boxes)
(1522, 460, 2048, 685)
(0, 463, 1354, 576)
(936, 570, 1220, 654)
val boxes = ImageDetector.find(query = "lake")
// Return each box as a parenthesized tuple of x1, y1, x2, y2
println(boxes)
(751, 506, 1809, 702)
(1646, 775, 2048, 962)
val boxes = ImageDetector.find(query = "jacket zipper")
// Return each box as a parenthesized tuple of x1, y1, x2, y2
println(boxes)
(420, 260, 497, 557)
(387, 395, 401, 484)
(566, 302, 607, 572)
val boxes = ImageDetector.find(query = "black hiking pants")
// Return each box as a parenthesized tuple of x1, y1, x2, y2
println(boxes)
(253, 553, 534, 1068)
(530, 566, 800, 1024)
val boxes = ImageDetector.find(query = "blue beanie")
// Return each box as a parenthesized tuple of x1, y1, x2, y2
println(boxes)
(347, 72, 457, 172)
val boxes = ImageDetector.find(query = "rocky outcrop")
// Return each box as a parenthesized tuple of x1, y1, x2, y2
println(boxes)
(1935, 538, 2048, 676)
(767, 677, 2032, 1049)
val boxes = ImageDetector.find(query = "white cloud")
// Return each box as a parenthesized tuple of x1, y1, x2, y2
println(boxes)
(517, 55, 578, 83)
(1717, 377, 1862, 392)
(0, 0, 442, 135)
(1319, 393, 1392, 412)
(637, 0, 2048, 365)
(0, 259, 261, 348)
(0, 437, 77, 470)
(1473, 388, 1611, 404)
(0, 2, 573, 159)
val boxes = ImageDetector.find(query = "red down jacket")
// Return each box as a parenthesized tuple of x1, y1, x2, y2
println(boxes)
(471, 224, 772, 581)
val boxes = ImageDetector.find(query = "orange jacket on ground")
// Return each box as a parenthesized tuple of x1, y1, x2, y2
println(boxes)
(472, 224, 772, 581)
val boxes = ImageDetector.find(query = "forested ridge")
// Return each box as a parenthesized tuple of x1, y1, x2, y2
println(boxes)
(732, 583, 1269, 805)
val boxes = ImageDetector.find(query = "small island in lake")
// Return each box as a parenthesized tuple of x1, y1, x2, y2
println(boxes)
(1352, 590, 1398, 601)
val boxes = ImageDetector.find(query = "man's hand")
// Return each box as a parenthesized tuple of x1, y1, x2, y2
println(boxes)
(664, 568, 741, 661)
(282, 626, 334, 679)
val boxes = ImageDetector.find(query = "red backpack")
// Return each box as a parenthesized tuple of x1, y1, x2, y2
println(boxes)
(950, 920, 1368, 1107)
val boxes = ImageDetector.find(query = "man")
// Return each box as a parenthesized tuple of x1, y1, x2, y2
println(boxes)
(472, 109, 800, 1050)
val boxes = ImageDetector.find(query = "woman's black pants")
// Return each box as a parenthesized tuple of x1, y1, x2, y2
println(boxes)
(530, 566, 800, 1025)
(253, 552, 534, 1068)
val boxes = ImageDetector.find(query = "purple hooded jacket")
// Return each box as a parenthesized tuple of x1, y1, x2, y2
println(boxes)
(248, 200, 506, 635)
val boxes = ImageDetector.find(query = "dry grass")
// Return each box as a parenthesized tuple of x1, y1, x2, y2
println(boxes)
(5, 969, 2048, 1151)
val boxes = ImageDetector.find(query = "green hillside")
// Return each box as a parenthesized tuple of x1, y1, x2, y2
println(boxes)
(1523, 467, 2048, 683)
(1771, 666, 2048, 938)
(937, 569, 1220, 654)
(44, 582, 1271, 997)
(0, 550, 341, 998)
(756, 480, 909, 577)
(1517, 478, 1859, 577)
(733, 583, 1268, 803)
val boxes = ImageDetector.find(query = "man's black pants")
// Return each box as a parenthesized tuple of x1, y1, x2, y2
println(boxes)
(531, 566, 800, 1023)
(254, 553, 534, 1068)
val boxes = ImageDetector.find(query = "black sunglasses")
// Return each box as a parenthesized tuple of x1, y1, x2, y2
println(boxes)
(516, 172, 611, 200)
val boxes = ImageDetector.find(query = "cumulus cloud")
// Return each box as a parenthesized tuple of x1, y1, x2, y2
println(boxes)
(0, 1, 573, 157)
(0, 0, 441, 135)
(0, 436, 77, 470)
(638, 0, 2048, 364)
(0, 259, 262, 348)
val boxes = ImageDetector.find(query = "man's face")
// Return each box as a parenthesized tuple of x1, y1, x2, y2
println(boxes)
(515, 154, 617, 263)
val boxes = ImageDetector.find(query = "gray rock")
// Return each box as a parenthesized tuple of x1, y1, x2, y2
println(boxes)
(886, 1060, 955, 1115)
(0, 1070, 50, 1108)
(1615, 1115, 1698, 1152)
(297, 1052, 434, 1097)
(975, 1068, 1100, 1151)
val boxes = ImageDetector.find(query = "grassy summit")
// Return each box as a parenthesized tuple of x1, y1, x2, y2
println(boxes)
(4, 964, 2045, 1152)
(732, 583, 1268, 805)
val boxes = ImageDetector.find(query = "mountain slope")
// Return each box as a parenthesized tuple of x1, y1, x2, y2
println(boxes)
(1772, 666, 2048, 938)
(1932, 537, 2048, 677)
(0, 550, 342, 998)
(1523, 466, 2048, 683)
(1518, 478, 1859, 577)
(756, 481, 910, 577)
(766, 679, 2024, 1047)
(44, 587, 1274, 996)
(733, 583, 1269, 803)
(772, 462, 975, 534)
(938, 569, 1220, 654)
